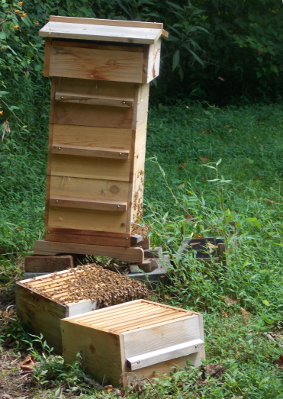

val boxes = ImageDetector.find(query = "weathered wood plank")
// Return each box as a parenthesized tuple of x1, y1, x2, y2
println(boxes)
(49, 196, 127, 212)
(48, 176, 129, 202)
(55, 92, 133, 108)
(16, 284, 66, 353)
(49, 154, 130, 181)
(49, 45, 144, 82)
(43, 38, 51, 77)
(47, 207, 127, 232)
(52, 124, 132, 151)
(49, 15, 164, 30)
(52, 101, 133, 129)
(45, 227, 131, 248)
(51, 144, 129, 159)
(40, 20, 164, 45)
(33, 240, 145, 263)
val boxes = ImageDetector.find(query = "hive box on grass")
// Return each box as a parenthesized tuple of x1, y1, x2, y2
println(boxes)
(16, 264, 148, 353)
(61, 299, 205, 386)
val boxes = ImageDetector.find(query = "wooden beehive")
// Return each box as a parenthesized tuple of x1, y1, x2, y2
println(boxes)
(34, 16, 168, 263)
(61, 300, 205, 386)
(16, 264, 148, 353)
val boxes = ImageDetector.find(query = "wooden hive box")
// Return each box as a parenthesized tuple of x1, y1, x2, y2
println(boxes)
(16, 265, 148, 353)
(61, 300, 205, 387)
(35, 17, 168, 262)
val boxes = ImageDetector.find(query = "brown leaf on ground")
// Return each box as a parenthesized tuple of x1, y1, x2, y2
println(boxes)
(206, 242, 218, 249)
(200, 157, 210, 162)
(264, 198, 275, 205)
(274, 354, 283, 368)
(240, 307, 251, 322)
(178, 163, 187, 169)
(18, 354, 35, 373)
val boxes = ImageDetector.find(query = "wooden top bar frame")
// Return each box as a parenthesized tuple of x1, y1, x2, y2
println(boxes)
(39, 16, 168, 44)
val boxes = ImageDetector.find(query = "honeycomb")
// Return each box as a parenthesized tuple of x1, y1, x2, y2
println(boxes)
(21, 264, 149, 308)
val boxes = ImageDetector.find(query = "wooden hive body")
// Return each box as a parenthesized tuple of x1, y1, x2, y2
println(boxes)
(61, 299, 205, 386)
(34, 17, 167, 261)
(16, 265, 148, 353)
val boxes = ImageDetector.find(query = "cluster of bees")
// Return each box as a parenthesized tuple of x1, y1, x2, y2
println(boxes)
(23, 264, 149, 308)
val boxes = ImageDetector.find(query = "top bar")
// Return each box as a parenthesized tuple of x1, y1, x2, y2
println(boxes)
(39, 16, 168, 44)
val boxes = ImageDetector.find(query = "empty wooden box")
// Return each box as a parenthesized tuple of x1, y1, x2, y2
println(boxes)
(34, 16, 168, 263)
(16, 264, 148, 353)
(61, 299, 205, 386)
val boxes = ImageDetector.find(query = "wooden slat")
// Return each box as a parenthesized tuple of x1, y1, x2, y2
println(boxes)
(52, 39, 143, 52)
(49, 196, 127, 211)
(49, 176, 129, 203)
(49, 16, 164, 30)
(52, 101, 133, 129)
(127, 339, 204, 370)
(51, 144, 129, 159)
(43, 38, 51, 77)
(50, 154, 130, 181)
(16, 284, 66, 354)
(144, 40, 161, 83)
(33, 240, 144, 263)
(49, 45, 144, 83)
(55, 92, 134, 108)
(55, 78, 136, 99)
(61, 320, 123, 387)
(123, 316, 201, 358)
(47, 207, 127, 233)
(45, 227, 131, 248)
(40, 21, 164, 45)
(52, 124, 132, 151)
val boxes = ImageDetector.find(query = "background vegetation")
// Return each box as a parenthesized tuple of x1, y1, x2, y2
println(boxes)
(1, 0, 283, 397)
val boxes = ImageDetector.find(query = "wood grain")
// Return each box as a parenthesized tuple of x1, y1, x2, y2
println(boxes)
(52, 101, 133, 129)
(52, 124, 132, 150)
(51, 144, 129, 159)
(49, 45, 144, 82)
(45, 227, 131, 247)
(49, 197, 127, 212)
(50, 154, 130, 181)
(16, 284, 66, 353)
(33, 240, 145, 263)
(47, 207, 127, 232)
(48, 176, 129, 202)
(55, 91, 133, 108)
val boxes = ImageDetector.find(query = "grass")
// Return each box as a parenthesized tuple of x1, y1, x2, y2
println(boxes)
(1, 101, 283, 397)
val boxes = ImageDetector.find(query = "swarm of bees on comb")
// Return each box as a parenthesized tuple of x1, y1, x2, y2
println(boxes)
(21, 264, 149, 308)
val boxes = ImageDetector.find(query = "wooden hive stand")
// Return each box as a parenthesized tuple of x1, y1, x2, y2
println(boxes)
(34, 16, 168, 263)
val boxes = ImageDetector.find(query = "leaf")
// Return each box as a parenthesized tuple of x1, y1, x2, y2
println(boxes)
(264, 198, 275, 204)
(0, 32, 7, 40)
(172, 50, 180, 71)
(216, 158, 222, 166)
(274, 354, 283, 368)
(206, 242, 218, 249)
(178, 162, 187, 169)
(262, 299, 270, 306)
(200, 157, 210, 162)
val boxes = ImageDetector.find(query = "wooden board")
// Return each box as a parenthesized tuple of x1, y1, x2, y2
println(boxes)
(45, 227, 131, 248)
(55, 92, 134, 108)
(49, 45, 144, 83)
(52, 101, 133, 129)
(47, 207, 127, 233)
(51, 144, 129, 160)
(40, 20, 164, 45)
(53, 77, 136, 99)
(16, 284, 66, 353)
(48, 16, 164, 31)
(52, 124, 132, 151)
(48, 176, 129, 202)
(49, 154, 130, 181)
(49, 197, 127, 212)
(33, 240, 145, 263)
(61, 321, 123, 387)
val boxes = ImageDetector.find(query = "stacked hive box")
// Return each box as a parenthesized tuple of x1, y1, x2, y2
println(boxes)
(61, 299, 205, 386)
(34, 16, 167, 263)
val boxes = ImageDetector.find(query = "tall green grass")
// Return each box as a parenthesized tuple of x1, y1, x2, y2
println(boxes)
(1, 102, 283, 397)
